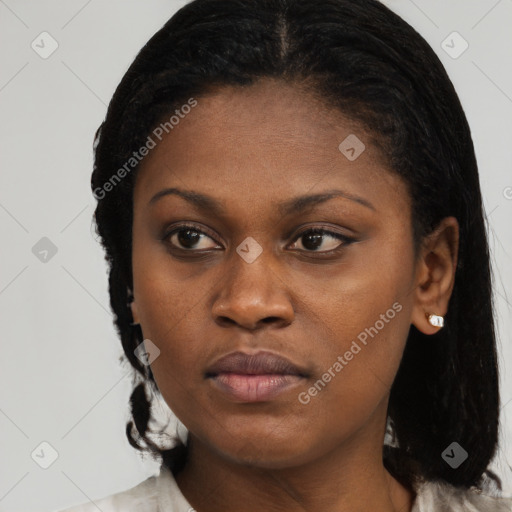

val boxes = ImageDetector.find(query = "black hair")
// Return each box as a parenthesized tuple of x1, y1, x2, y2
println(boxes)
(91, 0, 501, 491)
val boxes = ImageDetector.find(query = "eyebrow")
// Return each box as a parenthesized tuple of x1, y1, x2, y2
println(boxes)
(148, 187, 375, 214)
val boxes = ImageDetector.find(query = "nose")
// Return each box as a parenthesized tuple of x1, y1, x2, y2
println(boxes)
(211, 249, 294, 331)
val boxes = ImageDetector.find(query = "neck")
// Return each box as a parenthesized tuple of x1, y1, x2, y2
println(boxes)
(174, 416, 414, 512)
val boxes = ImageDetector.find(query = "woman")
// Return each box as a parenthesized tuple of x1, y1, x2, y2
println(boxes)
(58, 0, 512, 510)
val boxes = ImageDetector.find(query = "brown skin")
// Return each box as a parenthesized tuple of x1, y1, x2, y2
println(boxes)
(130, 79, 459, 512)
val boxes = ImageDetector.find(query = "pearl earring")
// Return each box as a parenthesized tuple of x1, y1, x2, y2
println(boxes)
(426, 313, 444, 328)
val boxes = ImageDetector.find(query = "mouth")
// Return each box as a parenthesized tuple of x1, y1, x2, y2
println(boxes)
(205, 351, 308, 403)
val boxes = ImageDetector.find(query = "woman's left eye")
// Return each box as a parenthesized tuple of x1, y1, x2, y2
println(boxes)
(288, 228, 351, 253)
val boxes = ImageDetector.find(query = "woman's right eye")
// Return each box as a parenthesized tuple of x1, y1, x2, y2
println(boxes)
(165, 226, 222, 251)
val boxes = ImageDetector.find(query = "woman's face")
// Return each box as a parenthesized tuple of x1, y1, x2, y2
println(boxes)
(131, 79, 420, 468)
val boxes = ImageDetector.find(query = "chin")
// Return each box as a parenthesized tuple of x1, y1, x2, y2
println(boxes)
(219, 444, 314, 470)
(202, 425, 321, 470)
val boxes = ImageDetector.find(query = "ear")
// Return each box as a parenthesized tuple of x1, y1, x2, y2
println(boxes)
(128, 288, 140, 325)
(411, 216, 459, 335)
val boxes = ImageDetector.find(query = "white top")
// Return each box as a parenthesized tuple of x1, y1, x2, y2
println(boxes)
(56, 465, 512, 512)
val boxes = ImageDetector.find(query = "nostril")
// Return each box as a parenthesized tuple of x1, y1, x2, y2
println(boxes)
(216, 316, 237, 327)
(261, 316, 280, 324)
(214, 315, 285, 329)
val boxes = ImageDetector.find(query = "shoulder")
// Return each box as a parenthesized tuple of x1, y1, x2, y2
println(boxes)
(412, 479, 512, 512)
(56, 475, 159, 512)
(54, 466, 192, 512)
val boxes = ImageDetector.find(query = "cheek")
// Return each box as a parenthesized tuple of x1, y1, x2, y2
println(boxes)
(134, 278, 208, 424)
(131, 261, 204, 395)
(293, 233, 414, 412)
(320, 303, 411, 403)
(297, 228, 413, 340)
(284, 315, 411, 453)
(134, 274, 205, 374)
(131, 223, 202, 336)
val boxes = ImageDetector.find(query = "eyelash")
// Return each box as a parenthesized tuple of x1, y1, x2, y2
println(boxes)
(162, 222, 355, 256)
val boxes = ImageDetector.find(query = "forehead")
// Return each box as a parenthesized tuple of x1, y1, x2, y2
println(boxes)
(133, 78, 407, 215)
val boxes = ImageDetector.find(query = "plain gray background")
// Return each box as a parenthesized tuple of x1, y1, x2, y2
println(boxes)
(0, 1, 511, 511)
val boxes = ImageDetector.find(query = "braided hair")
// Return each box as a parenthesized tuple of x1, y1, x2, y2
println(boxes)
(91, 0, 500, 489)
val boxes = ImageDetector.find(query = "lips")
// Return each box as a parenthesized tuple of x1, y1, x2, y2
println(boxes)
(206, 351, 307, 377)
(205, 351, 308, 403)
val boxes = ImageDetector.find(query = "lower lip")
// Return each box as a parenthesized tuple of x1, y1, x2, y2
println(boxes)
(208, 373, 303, 402)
